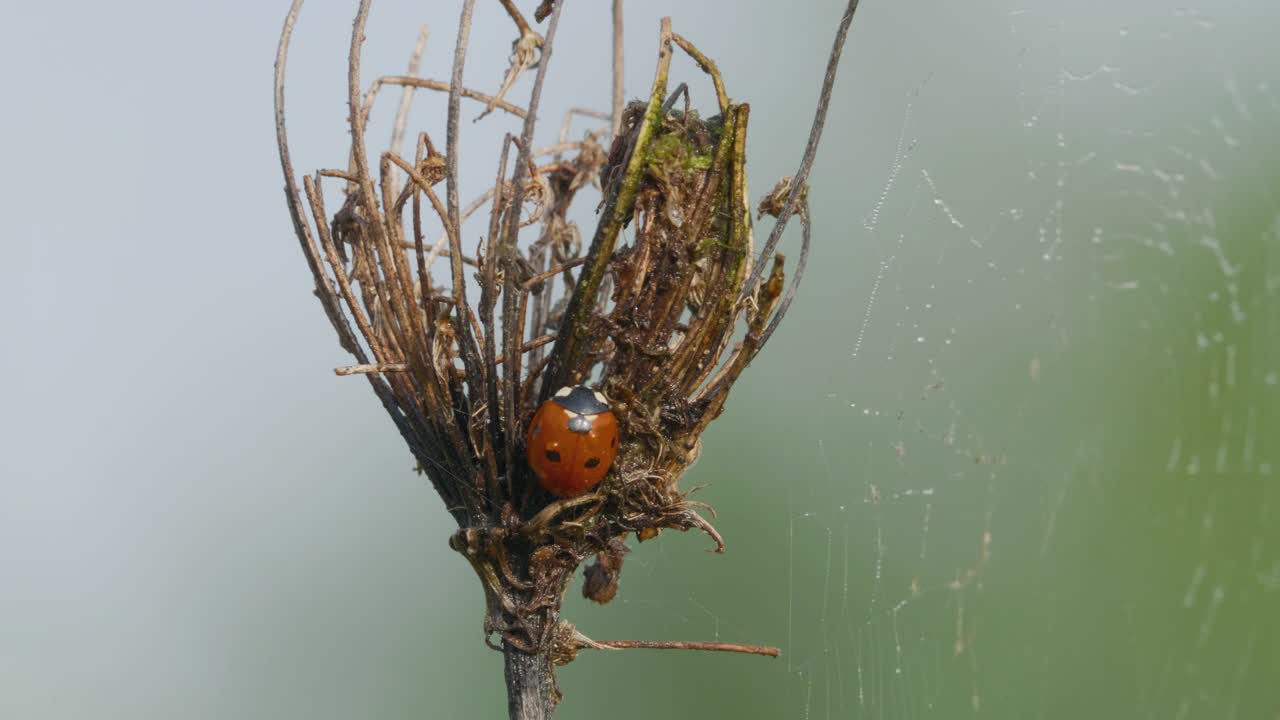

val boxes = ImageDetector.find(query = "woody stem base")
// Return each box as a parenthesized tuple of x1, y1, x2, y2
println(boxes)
(504, 642, 557, 720)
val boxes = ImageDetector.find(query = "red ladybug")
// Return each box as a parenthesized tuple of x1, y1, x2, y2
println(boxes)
(527, 385, 619, 497)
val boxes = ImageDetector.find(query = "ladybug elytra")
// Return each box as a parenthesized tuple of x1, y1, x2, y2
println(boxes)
(527, 385, 619, 497)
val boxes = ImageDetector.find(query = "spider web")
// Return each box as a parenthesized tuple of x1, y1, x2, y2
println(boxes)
(558, 1, 1280, 718)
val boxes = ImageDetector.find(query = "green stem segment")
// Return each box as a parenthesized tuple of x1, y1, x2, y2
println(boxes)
(540, 19, 674, 399)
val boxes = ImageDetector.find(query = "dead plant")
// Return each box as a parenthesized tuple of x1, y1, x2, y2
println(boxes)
(274, 1, 861, 717)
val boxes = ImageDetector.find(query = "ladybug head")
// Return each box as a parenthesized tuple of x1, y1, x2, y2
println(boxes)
(552, 385, 610, 416)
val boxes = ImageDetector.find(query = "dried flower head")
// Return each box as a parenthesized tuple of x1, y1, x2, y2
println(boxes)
(274, 0, 860, 715)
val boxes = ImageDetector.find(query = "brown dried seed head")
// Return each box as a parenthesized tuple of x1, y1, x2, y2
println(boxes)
(757, 175, 809, 219)
(582, 538, 630, 604)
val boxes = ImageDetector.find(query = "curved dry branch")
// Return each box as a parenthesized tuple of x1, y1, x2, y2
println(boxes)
(744, 0, 861, 300)
(275, 0, 361, 358)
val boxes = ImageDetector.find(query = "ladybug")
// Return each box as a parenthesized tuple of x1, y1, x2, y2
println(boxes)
(527, 385, 619, 497)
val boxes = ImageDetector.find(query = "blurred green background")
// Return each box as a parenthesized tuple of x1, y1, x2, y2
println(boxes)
(3, 1, 1277, 718)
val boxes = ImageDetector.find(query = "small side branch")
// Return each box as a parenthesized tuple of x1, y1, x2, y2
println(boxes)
(335, 363, 408, 376)
(580, 639, 780, 658)
(376, 76, 528, 118)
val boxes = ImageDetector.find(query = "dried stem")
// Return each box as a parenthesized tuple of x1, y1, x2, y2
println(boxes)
(375, 76, 528, 118)
(611, 0, 624, 136)
(387, 24, 429, 194)
(497, 0, 534, 37)
(559, 107, 611, 140)
(444, 0, 488, 505)
(497, 3, 569, 715)
(579, 639, 780, 658)
(335, 363, 408, 376)
(275, 1, 362, 359)
(504, 642, 556, 720)
(500, 0, 566, 504)
(482, 133, 515, 504)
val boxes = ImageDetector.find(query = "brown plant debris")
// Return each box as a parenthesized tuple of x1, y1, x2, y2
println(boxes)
(275, 0, 861, 713)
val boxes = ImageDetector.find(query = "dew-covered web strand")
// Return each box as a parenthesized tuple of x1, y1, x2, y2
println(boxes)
(863, 88, 922, 234)
(794, 4, 1276, 716)
(849, 257, 890, 363)
(791, 11, 1096, 719)
(919, 169, 964, 231)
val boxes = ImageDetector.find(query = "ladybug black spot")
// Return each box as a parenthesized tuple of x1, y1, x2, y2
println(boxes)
(545, 449, 561, 463)
(584, 457, 601, 469)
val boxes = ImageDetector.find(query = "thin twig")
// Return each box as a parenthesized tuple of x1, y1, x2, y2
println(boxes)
(532, 141, 583, 157)
(482, 134, 516, 503)
(336, 363, 409, 376)
(670, 32, 728, 111)
(557, 107, 611, 148)
(274, 0, 362, 359)
(758, 201, 810, 348)
(578, 639, 780, 658)
(376, 76, 528, 118)
(497, 0, 534, 37)
(411, 134, 433, 328)
(611, 0, 624, 137)
(444, 0, 488, 495)
(303, 176, 384, 362)
(317, 168, 358, 182)
(349, 2, 424, 373)
(743, 0, 861, 297)
(493, 334, 556, 364)
(500, 0, 568, 491)
(482, 0, 543, 121)
(522, 257, 586, 289)
(387, 24, 430, 195)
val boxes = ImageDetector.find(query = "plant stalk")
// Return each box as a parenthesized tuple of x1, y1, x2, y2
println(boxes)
(504, 643, 556, 720)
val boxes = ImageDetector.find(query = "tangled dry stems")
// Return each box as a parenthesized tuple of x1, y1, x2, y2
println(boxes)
(276, 0, 860, 712)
